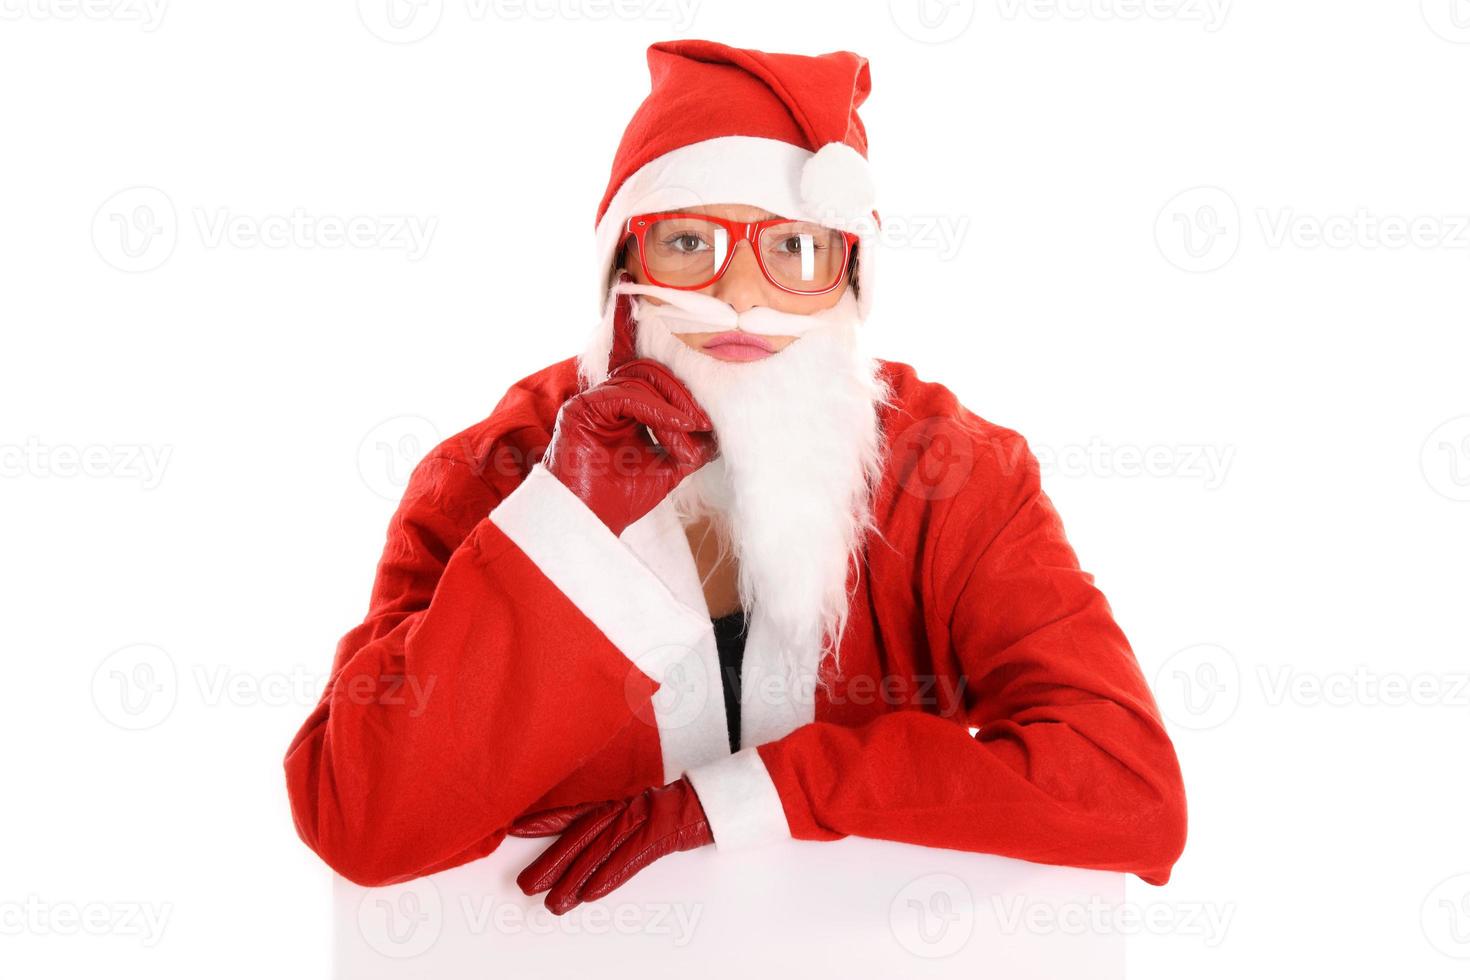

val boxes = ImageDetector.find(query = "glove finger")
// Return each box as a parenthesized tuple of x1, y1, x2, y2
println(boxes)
(508, 800, 613, 838)
(543, 801, 652, 915)
(590, 383, 711, 440)
(515, 802, 621, 896)
(609, 360, 712, 431)
(577, 831, 667, 905)
(648, 427, 718, 475)
(580, 784, 710, 903)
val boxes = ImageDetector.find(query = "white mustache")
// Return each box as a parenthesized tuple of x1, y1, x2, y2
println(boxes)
(609, 279, 860, 337)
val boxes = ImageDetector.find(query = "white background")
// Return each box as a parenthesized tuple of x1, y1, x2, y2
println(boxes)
(3, 1, 1468, 977)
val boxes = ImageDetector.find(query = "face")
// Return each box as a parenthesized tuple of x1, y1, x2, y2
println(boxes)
(621, 203, 851, 362)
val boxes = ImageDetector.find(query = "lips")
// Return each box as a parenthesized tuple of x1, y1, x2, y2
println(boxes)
(701, 331, 776, 362)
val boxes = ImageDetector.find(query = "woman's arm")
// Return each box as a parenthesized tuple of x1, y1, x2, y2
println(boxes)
(694, 429, 1188, 884)
(284, 450, 703, 887)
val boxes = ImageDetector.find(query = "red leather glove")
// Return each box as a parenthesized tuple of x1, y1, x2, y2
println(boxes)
(514, 776, 714, 915)
(543, 274, 717, 536)
(506, 800, 615, 838)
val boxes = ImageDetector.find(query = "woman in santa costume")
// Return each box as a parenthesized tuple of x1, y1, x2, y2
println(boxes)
(284, 38, 1188, 915)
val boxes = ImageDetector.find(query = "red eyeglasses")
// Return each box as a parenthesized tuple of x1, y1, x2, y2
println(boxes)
(623, 211, 858, 295)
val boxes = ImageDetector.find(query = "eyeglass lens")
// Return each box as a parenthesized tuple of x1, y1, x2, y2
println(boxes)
(640, 216, 847, 291)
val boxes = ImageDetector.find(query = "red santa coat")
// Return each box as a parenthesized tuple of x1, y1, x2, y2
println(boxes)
(284, 357, 1188, 888)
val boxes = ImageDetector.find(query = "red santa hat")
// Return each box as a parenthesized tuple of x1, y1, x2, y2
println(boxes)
(591, 39, 880, 343)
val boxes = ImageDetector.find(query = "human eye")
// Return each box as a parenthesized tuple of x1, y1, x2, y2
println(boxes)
(770, 234, 828, 256)
(661, 231, 713, 255)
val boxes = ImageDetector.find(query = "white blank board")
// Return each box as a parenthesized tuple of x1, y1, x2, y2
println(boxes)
(334, 835, 1126, 979)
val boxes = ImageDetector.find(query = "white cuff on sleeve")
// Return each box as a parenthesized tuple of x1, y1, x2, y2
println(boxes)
(685, 747, 791, 851)
(489, 462, 710, 685)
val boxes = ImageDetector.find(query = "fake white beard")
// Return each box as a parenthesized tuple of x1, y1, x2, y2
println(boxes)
(629, 285, 893, 682)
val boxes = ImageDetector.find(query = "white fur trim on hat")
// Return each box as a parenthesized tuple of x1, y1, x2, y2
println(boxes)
(800, 141, 876, 222)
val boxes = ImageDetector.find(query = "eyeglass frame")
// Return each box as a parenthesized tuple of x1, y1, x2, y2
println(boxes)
(621, 210, 859, 296)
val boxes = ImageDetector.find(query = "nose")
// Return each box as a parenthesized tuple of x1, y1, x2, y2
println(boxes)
(708, 240, 766, 314)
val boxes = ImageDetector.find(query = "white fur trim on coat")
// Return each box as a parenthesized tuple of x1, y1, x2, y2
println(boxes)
(619, 490, 735, 781)
(489, 463, 709, 685)
(489, 463, 736, 782)
(684, 746, 792, 851)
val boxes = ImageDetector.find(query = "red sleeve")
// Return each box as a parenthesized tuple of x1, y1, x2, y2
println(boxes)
(283, 452, 659, 887)
(754, 429, 1188, 885)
